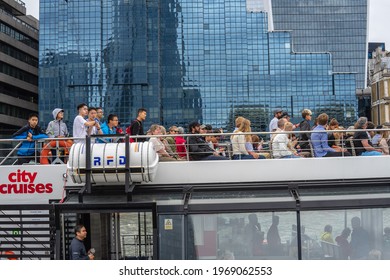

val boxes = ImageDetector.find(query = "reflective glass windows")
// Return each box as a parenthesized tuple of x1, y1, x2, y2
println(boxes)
(158, 212, 297, 260)
(271, 0, 368, 89)
(39, 0, 363, 132)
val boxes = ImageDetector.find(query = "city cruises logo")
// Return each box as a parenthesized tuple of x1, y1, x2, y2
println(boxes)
(0, 170, 53, 194)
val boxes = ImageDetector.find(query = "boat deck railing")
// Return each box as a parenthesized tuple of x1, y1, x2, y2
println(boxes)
(1, 128, 389, 166)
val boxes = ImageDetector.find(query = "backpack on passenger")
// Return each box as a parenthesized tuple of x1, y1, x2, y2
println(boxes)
(125, 119, 141, 143)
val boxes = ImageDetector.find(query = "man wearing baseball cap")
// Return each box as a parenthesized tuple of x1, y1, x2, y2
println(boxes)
(269, 108, 283, 132)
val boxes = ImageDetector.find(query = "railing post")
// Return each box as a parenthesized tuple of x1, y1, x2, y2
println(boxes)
(85, 136, 91, 194)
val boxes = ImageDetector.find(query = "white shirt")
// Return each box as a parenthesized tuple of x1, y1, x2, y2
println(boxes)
(73, 115, 87, 143)
(231, 132, 249, 155)
(272, 133, 293, 158)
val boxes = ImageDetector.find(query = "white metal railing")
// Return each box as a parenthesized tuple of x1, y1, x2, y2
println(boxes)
(1, 128, 389, 165)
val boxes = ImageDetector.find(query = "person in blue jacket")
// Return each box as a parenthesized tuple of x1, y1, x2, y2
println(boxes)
(12, 113, 48, 164)
(97, 114, 120, 143)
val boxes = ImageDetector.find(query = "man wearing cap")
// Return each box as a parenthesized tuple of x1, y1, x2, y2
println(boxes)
(187, 122, 227, 160)
(269, 108, 283, 132)
(40, 108, 73, 164)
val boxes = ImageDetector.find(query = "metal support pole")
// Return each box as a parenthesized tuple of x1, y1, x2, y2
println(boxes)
(85, 136, 92, 194)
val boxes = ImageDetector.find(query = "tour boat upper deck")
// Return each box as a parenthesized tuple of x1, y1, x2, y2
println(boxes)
(1, 130, 390, 260)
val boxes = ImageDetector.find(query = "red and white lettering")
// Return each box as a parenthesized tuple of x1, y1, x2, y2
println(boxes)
(2, 171, 54, 195)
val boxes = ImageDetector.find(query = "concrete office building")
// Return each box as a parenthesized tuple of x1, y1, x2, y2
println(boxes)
(0, 0, 39, 136)
(39, 0, 366, 131)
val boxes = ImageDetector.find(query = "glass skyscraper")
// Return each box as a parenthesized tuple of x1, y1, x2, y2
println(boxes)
(271, 0, 368, 91)
(39, 0, 365, 132)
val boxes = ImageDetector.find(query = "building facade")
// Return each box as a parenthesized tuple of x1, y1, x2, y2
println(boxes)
(271, 0, 369, 118)
(369, 48, 390, 125)
(39, 0, 364, 132)
(0, 0, 39, 136)
(271, 0, 368, 90)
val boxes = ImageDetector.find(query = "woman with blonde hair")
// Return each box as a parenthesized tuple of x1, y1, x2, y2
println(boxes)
(231, 118, 260, 159)
(234, 116, 245, 132)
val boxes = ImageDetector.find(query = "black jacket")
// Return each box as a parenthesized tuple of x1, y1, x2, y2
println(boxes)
(187, 134, 214, 160)
(299, 119, 311, 141)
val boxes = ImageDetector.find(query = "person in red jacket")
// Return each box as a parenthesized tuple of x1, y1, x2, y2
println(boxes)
(175, 127, 187, 158)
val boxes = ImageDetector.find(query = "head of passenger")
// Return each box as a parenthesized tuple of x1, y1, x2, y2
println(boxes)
(149, 124, 162, 136)
(281, 111, 290, 122)
(136, 108, 147, 122)
(324, 224, 332, 233)
(96, 107, 104, 121)
(284, 122, 294, 132)
(277, 118, 287, 130)
(301, 109, 312, 121)
(328, 118, 339, 130)
(177, 127, 185, 135)
(159, 126, 167, 135)
(28, 113, 39, 128)
(74, 224, 87, 241)
(235, 116, 245, 129)
(88, 107, 97, 121)
(107, 114, 119, 128)
(204, 124, 213, 133)
(251, 135, 262, 150)
(169, 126, 178, 135)
(317, 113, 329, 127)
(53, 108, 64, 121)
(354, 117, 368, 129)
(377, 125, 389, 140)
(341, 227, 351, 238)
(273, 108, 283, 119)
(189, 122, 201, 134)
(351, 216, 361, 229)
(237, 118, 250, 132)
(77, 103, 88, 117)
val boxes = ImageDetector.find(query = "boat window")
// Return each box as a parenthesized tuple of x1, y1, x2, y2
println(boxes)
(301, 208, 389, 260)
(160, 212, 297, 260)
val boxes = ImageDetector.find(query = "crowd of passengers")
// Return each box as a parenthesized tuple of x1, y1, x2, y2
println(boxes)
(11, 104, 390, 164)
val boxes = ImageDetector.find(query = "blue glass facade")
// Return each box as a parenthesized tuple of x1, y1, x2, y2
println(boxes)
(271, 0, 368, 90)
(39, 0, 360, 132)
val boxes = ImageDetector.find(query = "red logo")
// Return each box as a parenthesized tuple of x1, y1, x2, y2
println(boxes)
(0, 170, 53, 194)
